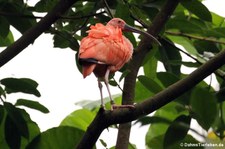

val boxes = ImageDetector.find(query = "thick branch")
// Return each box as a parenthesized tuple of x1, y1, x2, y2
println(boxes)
(0, 0, 78, 67)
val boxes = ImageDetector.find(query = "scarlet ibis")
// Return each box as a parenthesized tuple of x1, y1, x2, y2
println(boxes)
(78, 18, 160, 110)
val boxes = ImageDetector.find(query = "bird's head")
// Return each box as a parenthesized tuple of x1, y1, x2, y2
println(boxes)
(106, 18, 126, 29)
(107, 18, 161, 46)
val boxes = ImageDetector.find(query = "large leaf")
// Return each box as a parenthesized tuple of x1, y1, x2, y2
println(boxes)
(166, 18, 203, 34)
(157, 72, 179, 87)
(19, 109, 40, 149)
(15, 99, 49, 113)
(0, 31, 14, 47)
(0, 105, 4, 125)
(168, 134, 203, 149)
(145, 102, 188, 148)
(0, 106, 9, 149)
(134, 81, 154, 102)
(138, 75, 163, 94)
(26, 126, 84, 149)
(190, 87, 218, 130)
(60, 109, 95, 131)
(2, 3, 36, 34)
(1, 78, 41, 97)
(181, 0, 212, 22)
(4, 102, 29, 139)
(34, 0, 58, 12)
(135, 116, 171, 126)
(143, 47, 158, 78)
(211, 12, 225, 27)
(0, 16, 9, 38)
(193, 40, 220, 54)
(5, 114, 21, 149)
(163, 115, 191, 148)
(158, 38, 182, 76)
(166, 36, 198, 56)
(157, 72, 191, 105)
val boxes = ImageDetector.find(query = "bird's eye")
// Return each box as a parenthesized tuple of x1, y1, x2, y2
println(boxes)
(117, 20, 121, 23)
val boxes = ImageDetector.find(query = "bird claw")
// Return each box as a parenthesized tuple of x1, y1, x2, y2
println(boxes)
(111, 104, 135, 110)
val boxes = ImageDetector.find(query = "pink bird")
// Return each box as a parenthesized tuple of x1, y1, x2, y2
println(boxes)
(78, 18, 160, 110)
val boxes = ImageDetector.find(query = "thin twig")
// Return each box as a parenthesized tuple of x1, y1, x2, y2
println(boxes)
(0, 96, 4, 103)
(60, 11, 106, 20)
(112, 77, 123, 92)
(103, 0, 113, 18)
(130, 14, 148, 28)
(0, 11, 43, 19)
(166, 31, 225, 45)
(0, 11, 106, 20)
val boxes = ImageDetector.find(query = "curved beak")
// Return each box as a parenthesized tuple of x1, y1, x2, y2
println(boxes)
(124, 24, 161, 46)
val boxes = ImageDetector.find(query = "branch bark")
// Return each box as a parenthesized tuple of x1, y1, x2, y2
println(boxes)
(0, 0, 78, 68)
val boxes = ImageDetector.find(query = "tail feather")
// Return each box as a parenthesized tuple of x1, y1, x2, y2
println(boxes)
(82, 64, 97, 78)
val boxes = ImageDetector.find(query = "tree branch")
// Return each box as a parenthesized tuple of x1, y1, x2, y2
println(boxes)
(166, 31, 225, 45)
(0, 0, 78, 68)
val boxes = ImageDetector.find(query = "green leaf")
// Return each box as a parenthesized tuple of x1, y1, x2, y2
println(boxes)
(167, 36, 198, 56)
(146, 134, 164, 149)
(170, 135, 203, 149)
(166, 18, 203, 34)
(134, 81, 154, 102)
(158, 72, 192, 105)
(53, 31, 75, 49)
(1, 78, 41, 97)
(138, 75, 163, 94)
(35, 0, 58, 12)
(5, 114, 21, 149)
(135, 116, 171, 126)
(0, 31, 14, 47)
(0, 85, 6, 98)
(19, 109, 40, 148)
(159, 38, 182, 76)
(0, 16, 9, 38)
(193, 40, 219, 55)
(115, 2, 133, 26)
(190, 87, 218, 130)
(15, 99, 49, 113)
(157, 72, 179, 87)
(163, 115, 191, 148)
(99, 139, 107, 148)
(26, 126, 84, 149)
(0, 105, 5, 125)
(181, 0, 212, 22)
(146, 102, 188, 148)
(2, 3, 36, 33)
(4, 102, 29, 139)
(60, 109, 95, 131)
(143, 47, 158, 78)
(211, 12, 225, 27)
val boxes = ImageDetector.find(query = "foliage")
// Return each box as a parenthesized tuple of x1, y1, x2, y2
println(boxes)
(0, 0, 225, 148)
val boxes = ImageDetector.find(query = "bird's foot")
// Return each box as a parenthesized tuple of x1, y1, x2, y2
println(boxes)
(111, 104, 135, 110)
(100, 104, 106, 110)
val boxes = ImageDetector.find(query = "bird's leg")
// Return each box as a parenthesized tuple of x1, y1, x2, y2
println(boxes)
(98, 79, 105, 109)
(103, 69, 115, 110)
(104, 69, 135, 110)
